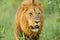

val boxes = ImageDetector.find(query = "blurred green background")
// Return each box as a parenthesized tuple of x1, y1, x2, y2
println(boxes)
(0, 0, 60, 40)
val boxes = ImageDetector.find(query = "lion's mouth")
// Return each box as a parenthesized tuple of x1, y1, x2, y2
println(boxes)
(31, 29, 39, 32)
(30, 25, 39, 32)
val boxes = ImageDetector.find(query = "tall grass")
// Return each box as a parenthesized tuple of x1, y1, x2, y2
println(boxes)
(0, 0, 60, 40)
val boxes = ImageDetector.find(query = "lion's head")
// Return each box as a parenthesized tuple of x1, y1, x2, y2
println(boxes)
(19, 0, 44, 35)
(25, 6, 42, 32)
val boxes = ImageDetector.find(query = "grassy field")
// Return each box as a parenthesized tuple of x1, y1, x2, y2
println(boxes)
(0, 0, 60, 40)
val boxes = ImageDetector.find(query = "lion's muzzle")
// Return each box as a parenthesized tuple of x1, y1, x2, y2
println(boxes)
(30, 25, 39, 29)
(29, 20, 41, 32)
(29, 23, 40, 32)
(30, 25, 39, 32)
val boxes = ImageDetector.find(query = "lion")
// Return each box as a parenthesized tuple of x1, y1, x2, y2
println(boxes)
(14, 0, 44, 40)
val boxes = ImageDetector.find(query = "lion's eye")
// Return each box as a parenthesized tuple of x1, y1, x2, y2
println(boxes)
(29, 13, 32, 16)
(38, 13, 40, 14)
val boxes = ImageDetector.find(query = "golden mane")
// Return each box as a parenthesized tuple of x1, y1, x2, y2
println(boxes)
(14, 0, 44, 40)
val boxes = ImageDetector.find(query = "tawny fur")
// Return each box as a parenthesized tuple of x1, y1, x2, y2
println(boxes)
(14, 0, 44, 40)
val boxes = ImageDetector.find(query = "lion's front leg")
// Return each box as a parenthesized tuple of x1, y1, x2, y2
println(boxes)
(30, 35, 39, 40)
(24, 34, 30, 40)
(14, 24, 23, 40)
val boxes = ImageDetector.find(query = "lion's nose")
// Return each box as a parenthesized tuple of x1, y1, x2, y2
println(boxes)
(35, 21, 40, 24)
(35, 21, 39, 23)
(35, 25, 39, 28)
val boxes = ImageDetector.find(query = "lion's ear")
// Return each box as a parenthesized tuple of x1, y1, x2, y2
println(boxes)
(18, 5, 25, 12)
(18, 4, 28, 13)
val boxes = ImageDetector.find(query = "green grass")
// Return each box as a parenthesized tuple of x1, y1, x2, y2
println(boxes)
(0, 0, 60, 40)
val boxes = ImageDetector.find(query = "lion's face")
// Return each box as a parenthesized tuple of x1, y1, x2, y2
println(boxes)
(25, 6, 41, 32)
